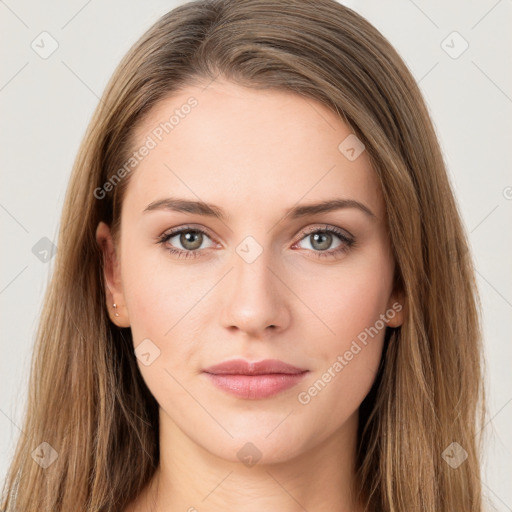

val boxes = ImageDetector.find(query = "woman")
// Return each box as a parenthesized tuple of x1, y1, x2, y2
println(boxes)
(1, 0, 485, 510)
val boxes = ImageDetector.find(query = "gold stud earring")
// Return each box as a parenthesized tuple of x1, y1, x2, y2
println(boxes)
(112, 303, 120, 317)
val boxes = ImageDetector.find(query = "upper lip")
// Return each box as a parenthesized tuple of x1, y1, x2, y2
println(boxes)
(203, 358, 308, 375)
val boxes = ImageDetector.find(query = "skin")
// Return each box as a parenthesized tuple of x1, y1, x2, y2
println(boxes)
(96, 78, 403, 512)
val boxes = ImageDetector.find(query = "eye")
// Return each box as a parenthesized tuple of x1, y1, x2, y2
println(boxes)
(293, 225, 355, 258)
(157, 224, 355, 260)
(157, 225, 216, 259)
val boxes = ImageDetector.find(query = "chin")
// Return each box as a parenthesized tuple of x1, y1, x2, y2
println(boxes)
(198, 425, 314, 467)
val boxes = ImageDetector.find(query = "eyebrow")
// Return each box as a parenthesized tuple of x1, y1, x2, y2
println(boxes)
(143, 197, 376, 221)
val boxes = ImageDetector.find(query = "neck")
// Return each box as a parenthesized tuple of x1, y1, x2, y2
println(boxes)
(131, 408, 363, 512)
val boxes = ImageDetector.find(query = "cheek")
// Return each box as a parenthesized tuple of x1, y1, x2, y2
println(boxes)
(121, 264, 164, 341)
(299, 334, 384, 441)
(295, 275, 388, 437)
(120, 253, 202, 408)
(120, 244, 207, 375)
(297, 253, 393, 348)
(293, 250, 392, 410)
(300, 270, 388, 391)
(120, 240, 190, 338)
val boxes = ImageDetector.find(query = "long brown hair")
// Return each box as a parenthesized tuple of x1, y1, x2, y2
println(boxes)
(1, 0, 485, 510)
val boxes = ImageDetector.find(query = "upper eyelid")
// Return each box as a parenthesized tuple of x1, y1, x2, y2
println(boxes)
(299, 224, 353, 239)
(161, 224, 218, 243)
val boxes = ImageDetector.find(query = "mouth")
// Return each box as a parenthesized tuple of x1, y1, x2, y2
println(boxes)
(202, 358, 309, 400)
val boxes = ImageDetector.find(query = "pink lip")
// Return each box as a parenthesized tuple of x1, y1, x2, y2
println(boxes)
(203, 359, 309, 399)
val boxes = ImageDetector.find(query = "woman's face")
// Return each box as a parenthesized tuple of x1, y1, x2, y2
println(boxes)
(97, 78, 403, 464)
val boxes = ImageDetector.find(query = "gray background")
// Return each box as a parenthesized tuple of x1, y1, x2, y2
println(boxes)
(1, 0, 511, 509)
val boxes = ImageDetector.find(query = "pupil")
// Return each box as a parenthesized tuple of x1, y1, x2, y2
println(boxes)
(312, 232, 331, 250)
(182, 231, 202, 249)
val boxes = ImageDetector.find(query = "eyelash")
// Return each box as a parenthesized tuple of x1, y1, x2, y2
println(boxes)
(156, 224, 356, 260)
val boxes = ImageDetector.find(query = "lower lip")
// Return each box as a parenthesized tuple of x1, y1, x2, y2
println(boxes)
(204, 372, 308, 399)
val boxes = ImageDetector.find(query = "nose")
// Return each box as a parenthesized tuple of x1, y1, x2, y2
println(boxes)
(219, 246, 291, 338)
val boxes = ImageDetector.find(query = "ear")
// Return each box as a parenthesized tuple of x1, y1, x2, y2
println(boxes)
(96, 221, 130, 328)
(385, 288, 405, 328)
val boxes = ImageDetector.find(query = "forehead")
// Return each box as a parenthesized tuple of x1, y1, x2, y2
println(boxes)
(123, 79, 384, 221)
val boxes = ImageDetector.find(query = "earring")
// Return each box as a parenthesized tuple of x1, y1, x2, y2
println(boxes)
(112, 303, 120, 317)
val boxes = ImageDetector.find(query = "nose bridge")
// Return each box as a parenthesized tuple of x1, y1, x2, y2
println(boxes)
(234, 240, 275, 297)
(219, 234, 290, 335)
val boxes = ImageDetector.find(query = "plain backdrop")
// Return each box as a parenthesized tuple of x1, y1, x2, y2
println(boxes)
(1, 0, 511, 509)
